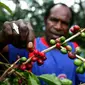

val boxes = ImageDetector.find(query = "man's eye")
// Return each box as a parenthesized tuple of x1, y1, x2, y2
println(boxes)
(62, 21, 69, 25)
(50, 18, 58, 22)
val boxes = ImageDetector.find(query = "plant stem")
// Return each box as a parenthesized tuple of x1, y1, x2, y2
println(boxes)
(0, 53, 9, 63)
(0, 62, 10, 67)
(76, 54, 85, 62)
(42, 28, 85, 53)
(23, 57, 32, 64)
(0, 58, 20, 81)
(24, 28, 85, 64)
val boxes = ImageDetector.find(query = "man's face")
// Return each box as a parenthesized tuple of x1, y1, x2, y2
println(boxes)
(45, 5, 72, 43)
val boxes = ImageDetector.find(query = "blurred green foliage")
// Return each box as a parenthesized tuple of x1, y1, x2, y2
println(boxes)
(0, 0, 85, 48)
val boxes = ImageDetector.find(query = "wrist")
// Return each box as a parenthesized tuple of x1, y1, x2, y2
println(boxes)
(0, 30, 8, 51)
(0, 30, 5, 42)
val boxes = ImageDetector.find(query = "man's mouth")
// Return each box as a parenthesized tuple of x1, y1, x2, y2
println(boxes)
(51, 33, 64, 39)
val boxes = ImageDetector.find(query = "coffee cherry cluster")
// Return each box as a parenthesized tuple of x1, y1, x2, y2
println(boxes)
(19, 57, 32, 72)
(18, 25, 85, 73)
(72, 47, 85, 74)
(73, 58, 85, 74)
(49, 25, 85, 74)
(50, 36, 78, 60)
(69, 25, 85, 38)
(30, 49, 47, 66)
(68, 47, 82, 59)
(69, 25, 80, 35)
(50, 36, 72, 54)
(18, 49, 47, 72)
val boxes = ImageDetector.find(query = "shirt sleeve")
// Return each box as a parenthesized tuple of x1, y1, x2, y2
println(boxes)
(8, 44, 28, 63)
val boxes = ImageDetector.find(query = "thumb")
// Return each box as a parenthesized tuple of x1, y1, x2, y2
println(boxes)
(26, 23, 35, 51)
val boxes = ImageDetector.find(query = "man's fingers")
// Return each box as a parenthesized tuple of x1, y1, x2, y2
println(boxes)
(3, 19, 35, 49)
(3, 21, 12, 35)
(12, 23, 19, 34)
(26, 23, 35, 49)
(27, 42, 34, 49)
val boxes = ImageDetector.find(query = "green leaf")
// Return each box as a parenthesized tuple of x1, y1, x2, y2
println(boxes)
(0, 2, 13, 15)
(0, 78, 10, 85)
(28, 72, 40, 85)
(22, 71, 40, 85)
(38, 74, 62, 85)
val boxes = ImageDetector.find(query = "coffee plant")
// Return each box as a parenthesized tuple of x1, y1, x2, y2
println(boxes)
(0, 25, 85, 85)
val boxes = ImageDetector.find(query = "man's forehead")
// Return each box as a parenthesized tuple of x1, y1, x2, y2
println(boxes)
(51, 4, 71, 14)
(50, 4, 72, 20)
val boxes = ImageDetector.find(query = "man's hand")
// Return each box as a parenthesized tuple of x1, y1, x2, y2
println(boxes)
(1, 19, 35, 50)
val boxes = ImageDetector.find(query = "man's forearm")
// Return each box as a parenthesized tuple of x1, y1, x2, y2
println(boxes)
(0, 30, 7, 51)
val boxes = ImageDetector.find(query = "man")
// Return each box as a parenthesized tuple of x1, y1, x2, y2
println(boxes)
(0, 3, 85, 85)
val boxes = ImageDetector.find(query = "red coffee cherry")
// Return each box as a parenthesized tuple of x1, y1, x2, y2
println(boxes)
(41, 56, 47, 61)
(68, 52, 76, 59)
(56, 43, 61, 49)
(73, 25, 80, 31)
(32, 56, 38, 62)
(29, 52, 34, 58)
(18, 79, 22, 84)
(70, 26, 74, 33)
(33, 49, 39, 56)
(39, 52, 45, 57)
(20, 64, 27, 71)
(37, 59, 44, 66)
(26, 63, 32, 69)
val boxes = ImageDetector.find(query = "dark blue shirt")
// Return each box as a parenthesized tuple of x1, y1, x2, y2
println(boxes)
(8, 37, 85, 85)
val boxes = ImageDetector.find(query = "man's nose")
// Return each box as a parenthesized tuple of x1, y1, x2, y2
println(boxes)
(54, 21, 62, 31)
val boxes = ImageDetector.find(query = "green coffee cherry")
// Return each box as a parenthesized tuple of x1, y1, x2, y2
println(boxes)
(83, 62, 85, 70)
(76, 66, 84, 74)
(66, 45, 72, 51)
(75, 47, 82, 54)
(69, 30, 73, 35)
(50, 39, 56, 45)
(81, 32, 85, 37)
(74, 59, 83, 66)
(62, 43, 67, 47)
(60, 48, 67, 54)
(20, 57, 27, 62)
(60, 36, 66, 42)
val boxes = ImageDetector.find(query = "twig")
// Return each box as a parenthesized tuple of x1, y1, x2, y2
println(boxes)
(23, 57, 32, 64)
(0, 58, 20, 81)
(24, 28, 85, 64)
(0, 53, 9, 63)
(0, 62, 10, 67)
(42, 28, 85, 53)
(1, 28, 85, 81)
(8, 69, 27, 81)
(8, 69, 28, 84)
(76, 54, 85, 62)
